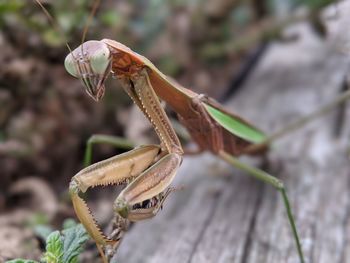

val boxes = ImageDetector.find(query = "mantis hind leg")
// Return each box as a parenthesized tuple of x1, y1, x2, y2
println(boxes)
(219, 150, 305, 263)
(84, 134, 135, 166)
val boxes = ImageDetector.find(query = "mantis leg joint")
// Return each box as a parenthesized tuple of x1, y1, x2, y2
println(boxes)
(69, 178, 83, 195)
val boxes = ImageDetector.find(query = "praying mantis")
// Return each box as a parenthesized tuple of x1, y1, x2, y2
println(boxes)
(64, 39, 307, 262)
(34, 1, 350, 262)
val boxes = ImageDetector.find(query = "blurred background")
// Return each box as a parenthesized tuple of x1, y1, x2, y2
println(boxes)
(0, 0, 341, 261)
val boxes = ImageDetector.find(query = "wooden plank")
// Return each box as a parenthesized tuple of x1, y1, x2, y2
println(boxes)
(112, 20, 350, 263)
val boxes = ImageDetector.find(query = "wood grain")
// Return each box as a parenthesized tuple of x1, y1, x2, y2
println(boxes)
(112, 15, 350, 263)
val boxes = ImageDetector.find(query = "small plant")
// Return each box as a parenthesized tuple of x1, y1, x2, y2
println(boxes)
(8, 220, 89, 263)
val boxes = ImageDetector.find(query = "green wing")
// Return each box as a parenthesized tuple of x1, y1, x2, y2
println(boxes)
(204, 104, 266, 144)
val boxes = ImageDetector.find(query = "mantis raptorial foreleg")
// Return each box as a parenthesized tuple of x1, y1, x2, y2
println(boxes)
(69, 67, 184, 260)
(112, 69, 183, 219)
(69, 145, 160, 243)
(70, 143, 179, 261)
(118, 69, 184, 156)
(114, 152, 181, 220)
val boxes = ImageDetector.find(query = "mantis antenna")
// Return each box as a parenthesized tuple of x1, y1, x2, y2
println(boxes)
(33, 0, 74, 55)
(34, 0, 101, 62)
(81, 0, 101, 44)
(81, 0, 102, 56)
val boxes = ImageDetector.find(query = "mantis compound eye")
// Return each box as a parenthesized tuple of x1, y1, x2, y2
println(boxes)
(90, 45, 111, 75)
(64, 53, 79, 78)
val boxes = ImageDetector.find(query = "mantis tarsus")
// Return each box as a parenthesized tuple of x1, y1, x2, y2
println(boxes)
(34, 1, 350, 262)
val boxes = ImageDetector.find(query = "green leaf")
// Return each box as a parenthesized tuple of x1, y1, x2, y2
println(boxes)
(8, 222, 88, 263)
(100, 10, 121, 26)
(62, 224, 89, 263)
(0, 1, 24, 15)
(62, 218, 77, 230)
(6, 259, 39, 263)
(42, 29, 65, 47)
(204, 104, 266, 144)
(44, 230, 63, 263)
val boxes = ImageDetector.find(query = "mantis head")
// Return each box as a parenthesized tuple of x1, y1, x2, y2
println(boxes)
(64, 40, 112, 101)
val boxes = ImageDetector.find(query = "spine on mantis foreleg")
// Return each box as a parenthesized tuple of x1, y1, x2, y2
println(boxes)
(130, 69, 183, 155)
(69, 145, 160, 246)
(115, 153, 181, 218)
(112, 69, 184, 221)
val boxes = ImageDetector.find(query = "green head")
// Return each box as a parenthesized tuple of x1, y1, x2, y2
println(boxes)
(64, 40, 112, 101)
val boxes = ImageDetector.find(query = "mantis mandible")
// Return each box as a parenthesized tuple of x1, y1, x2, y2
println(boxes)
(64, 39, 305, 262)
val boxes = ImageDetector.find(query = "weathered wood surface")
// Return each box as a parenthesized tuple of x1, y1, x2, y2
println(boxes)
(113, 15, 350, 263)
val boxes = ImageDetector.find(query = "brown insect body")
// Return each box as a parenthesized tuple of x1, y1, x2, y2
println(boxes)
(103, 39, 257, 156)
